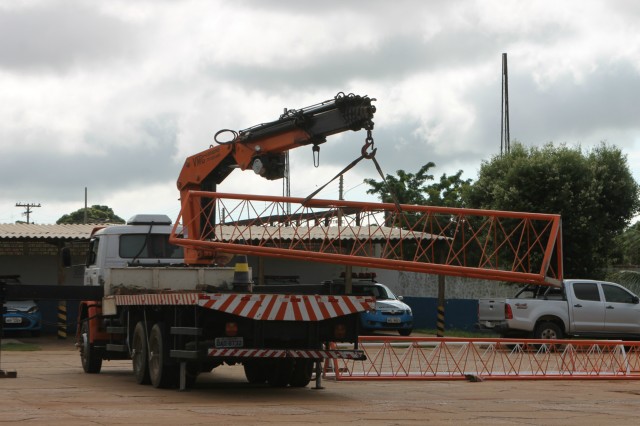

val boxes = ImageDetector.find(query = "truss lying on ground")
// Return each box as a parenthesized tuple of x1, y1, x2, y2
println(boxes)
(324, 336, 640, 381)
(172, 191, 563, 286)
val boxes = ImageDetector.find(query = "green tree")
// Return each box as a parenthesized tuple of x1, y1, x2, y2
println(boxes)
(56, 205, 125, 224)
(364, 162, 472, 264)
(364, 162, 471, 207)
(465, 142, 640, 278)
(613, 222, 640, 266)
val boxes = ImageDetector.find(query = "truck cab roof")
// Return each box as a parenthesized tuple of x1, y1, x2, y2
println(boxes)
(127, 214, 172, 225)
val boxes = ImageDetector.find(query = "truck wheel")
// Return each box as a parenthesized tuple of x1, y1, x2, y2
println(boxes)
(148, 323, 179, 388)
(398, 329, 412, 336)
(244, 361, 268, 384)
(534, 322, 563, 340)
(289, 359, 313, 387)
(132, 321, 151, 385)
(80, 321, 102, 374)
(266, 359, 293, 387)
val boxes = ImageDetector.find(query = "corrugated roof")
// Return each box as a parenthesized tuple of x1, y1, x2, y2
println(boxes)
(212, 225, 441, 242)
(0, 223, 442, 242)
(0, 223, 98, 240)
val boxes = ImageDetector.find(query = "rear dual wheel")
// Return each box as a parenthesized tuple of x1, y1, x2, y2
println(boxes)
(132, 321, 150, 385)
(148, 323, 180, 388)
(259, 359, 313, 388)
(244, 361, 268, 384)
(289, 359, 314, 388)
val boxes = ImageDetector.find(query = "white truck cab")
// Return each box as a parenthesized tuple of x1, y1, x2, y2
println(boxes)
(84, 214, 184, 287)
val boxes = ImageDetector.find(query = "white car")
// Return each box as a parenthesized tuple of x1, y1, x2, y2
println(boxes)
(355, 282, 413, 336)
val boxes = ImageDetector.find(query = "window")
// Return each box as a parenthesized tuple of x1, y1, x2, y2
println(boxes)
(86, 238, 99, 266)
(352, 285, 376, 297)
(572, 283, 600, 301)
(377, 285, 396, 300)
(602, 284, 636, 304)
(119, 234, 183, 259)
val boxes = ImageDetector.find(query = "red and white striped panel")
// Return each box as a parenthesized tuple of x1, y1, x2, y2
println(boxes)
(208, 349, 287, 358)
(287, 349, 365, 360)
(198, 294, 375, 321)
(207, 348, 365, 360)
(114, 293, 202, 306)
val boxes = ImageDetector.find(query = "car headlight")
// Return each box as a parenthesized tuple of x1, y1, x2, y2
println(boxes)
(406, 308, 412, 315)
(27, 306, 40, 314)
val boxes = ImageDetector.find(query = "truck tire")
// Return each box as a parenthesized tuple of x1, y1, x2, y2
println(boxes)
(244, 361, 268, 384)
(266, 359, 293, 387)
(132, 321, 151, 385)
(148, 323, 179, 388)
(534, 321, 563, 340)
(399, 329, 412, 337)
(80, 321, 102, 374)
(289, 359, 314, 387)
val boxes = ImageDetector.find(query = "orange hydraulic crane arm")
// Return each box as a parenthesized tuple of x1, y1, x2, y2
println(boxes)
(177, 93, 376, 194)
(176, 93, 376, 264)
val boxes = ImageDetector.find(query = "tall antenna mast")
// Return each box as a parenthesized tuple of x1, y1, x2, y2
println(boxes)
(501, 52, 511, 155)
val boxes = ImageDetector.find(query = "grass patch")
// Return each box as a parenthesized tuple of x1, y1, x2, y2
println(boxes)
(0, 342, 41, 351)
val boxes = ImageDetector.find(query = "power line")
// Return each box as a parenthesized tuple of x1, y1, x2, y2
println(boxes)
(15, 202, 41, 224)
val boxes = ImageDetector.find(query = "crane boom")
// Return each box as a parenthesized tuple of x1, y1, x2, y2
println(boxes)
(173, 94, 564, 287)
(177, 93, 376, 264)
(171, 192, 564, 286)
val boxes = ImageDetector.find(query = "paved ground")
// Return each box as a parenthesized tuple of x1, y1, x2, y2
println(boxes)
(2, 335, 640, 425)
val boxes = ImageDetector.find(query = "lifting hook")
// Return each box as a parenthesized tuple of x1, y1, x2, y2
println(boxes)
(361, 130, 377, 159)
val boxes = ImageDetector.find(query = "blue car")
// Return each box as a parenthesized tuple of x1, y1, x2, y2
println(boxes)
(348, 282, 413, 336)
(2, 299, 42, 336)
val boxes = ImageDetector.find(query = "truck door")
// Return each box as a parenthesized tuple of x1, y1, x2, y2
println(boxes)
(570, 282, 605, 332)
(84, 237, 101, 286)
(601, 283, 640, 334)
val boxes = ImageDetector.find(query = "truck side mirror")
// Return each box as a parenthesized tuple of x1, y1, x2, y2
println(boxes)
(61, 247, 72, 268)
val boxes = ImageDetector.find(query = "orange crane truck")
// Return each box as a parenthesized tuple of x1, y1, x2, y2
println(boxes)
(72, 92, 565, 392)
(73, 93, 377, 390)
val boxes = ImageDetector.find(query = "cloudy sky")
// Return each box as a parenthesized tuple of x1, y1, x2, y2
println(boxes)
(2, 0, 639, 224)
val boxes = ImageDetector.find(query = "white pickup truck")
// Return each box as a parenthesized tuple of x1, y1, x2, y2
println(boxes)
(478, 279, 640, 339)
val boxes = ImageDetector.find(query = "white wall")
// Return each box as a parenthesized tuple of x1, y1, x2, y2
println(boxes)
(248, 256, 519, 300)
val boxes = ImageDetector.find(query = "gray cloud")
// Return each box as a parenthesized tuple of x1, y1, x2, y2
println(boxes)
(0, 113, 180, 202)
(1, 0, 640, 223)
(0, 1, 140, 72)
(509, 62, 640, 146)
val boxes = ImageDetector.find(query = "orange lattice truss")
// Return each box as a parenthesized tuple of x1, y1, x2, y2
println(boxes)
(171, 191, 563, 286)
(327, 336, 640, 381)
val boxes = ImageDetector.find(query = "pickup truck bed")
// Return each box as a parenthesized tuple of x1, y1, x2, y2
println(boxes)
(478, 279, 640, 340)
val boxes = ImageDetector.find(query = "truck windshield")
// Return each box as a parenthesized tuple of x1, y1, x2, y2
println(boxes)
(119, 234, 184, 259)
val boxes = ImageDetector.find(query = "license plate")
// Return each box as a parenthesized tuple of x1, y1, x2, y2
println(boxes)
(386, 317, 401, 324)
(5, 317, 22, 324)
(215, 337, 243, 348)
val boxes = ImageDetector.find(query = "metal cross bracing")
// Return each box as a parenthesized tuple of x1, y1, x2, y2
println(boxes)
(323, 336, 640, 381)
(172, 191, 563, 286)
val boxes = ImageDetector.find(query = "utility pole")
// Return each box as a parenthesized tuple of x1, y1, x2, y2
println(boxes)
(501, 52, 511, 155)
(15, 202, 41, 224)
(282, 152, 290, 215)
